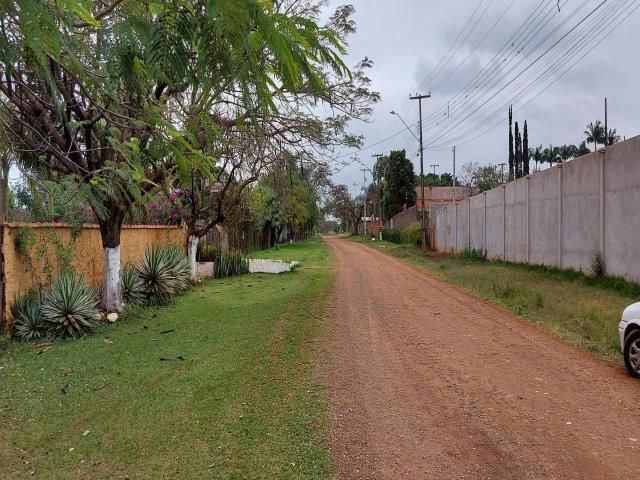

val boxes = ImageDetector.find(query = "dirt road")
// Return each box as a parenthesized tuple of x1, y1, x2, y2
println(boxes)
(324, 237, 640, 479)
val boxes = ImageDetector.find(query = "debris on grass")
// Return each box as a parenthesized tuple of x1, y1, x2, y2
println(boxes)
(160, 356, 185, 362)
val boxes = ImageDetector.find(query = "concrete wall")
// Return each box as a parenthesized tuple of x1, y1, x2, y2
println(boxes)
(2, 223, 186, 327)
(431, 135, 640, 282)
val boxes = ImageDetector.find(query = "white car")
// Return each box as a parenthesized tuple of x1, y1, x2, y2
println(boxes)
(619, 302, 640, 378)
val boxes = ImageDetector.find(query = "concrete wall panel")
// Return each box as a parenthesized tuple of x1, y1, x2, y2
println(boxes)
(604, 136, 640, 280)
(528, 168, 558, 266)
(469, 194, 486, 251)
(485, 186, 505, 259)
(562, 152, 600, 272)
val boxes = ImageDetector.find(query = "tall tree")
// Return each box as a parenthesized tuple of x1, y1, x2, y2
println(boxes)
(514, 121, 521, 179)
(0, 0, 358, 307)
(522, 121, 529, 176)
(380, 150, 416, 220)
(508, 106, 514, 180)
(584, 121, 606, 151)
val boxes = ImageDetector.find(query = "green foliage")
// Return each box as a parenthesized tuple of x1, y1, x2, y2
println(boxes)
(197, 242, 248, 278)
(14, 226, 35, 258)
(11, 290, 45, 341)
(381, 222, 422, 246)
(136, 245, 191, 304)
(41, 273, 99, 339)
(591, 251, 604, 278)
(380, 150, 417, 220)
(121, 264, 144, 305)
(460, 247, 488, 262)
(416, 172, 455, 187)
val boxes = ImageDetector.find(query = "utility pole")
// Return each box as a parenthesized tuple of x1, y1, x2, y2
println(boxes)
(604, 97, 608, 147)
(372, 153, 384, 240)
(410, 93, 431, 251)
(452, 146, 457, 202)
(499, 163, 507, 183)
(430, 164, 439, 176)
(360, 168, 368, 236)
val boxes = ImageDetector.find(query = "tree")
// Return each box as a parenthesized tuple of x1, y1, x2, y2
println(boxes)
(531, 145, 543, 172)
(460, 162, 501, 193)
(514, 121, 521, 179)
(522, 121, 529, 176)
(576, 141, 591, 156)
(380, 150, 416, 220)
(606, 128, 621, 146)
(0, 0, 363, 305)
(508, 106, 514, 180)
(326, 184, 364, 234)
(584, 121, 606, 151)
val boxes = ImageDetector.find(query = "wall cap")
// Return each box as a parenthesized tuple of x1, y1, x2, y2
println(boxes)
(2, 222, 182, 230)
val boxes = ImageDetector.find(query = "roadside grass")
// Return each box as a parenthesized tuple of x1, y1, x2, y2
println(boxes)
(348, 236, 638, 363)
(0, 237, 335, 479)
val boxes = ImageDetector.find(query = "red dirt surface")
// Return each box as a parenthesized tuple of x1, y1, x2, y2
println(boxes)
(324, 236, 640, 479)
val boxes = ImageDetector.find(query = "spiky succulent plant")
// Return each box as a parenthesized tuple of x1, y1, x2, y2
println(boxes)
(135, 245, 192, 304)
(41, 273, 99, 339)
(121, 264, 144, 305)
(11, 291, 45, 341)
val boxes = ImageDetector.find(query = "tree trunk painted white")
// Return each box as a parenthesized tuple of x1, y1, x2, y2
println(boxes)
(188, 235, 199, 280)
(103, 246, 122, 312)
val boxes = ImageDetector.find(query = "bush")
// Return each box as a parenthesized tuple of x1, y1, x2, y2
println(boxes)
(381, 222, 422, 246)
(11, 290, 45, 341)
(41, 273, 100, 339)
(215, 250, 249, 278)
(136, 245, 191, 304)
(121, 264, 144, 305)
(460, 247, 487, 262)
(197, 242, 248, 278)
(591, 251, 604, 278)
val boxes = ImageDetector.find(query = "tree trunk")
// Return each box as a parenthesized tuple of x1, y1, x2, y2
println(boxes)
(188, 234, 199, 280)
(98, 206, 125, 312)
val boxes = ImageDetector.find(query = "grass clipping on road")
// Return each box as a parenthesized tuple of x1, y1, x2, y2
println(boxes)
(0, 237, 335, 479)
(349, 236, 638, 363)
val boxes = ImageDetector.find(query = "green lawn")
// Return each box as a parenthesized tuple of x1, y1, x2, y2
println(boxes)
(0, 237, 335, 479)
(349, 236, 639, 363)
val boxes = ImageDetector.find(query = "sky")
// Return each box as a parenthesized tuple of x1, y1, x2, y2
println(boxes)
(325, 0, 640, 191)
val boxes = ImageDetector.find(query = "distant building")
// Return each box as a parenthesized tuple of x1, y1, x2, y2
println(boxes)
(415, 186, 472, 211)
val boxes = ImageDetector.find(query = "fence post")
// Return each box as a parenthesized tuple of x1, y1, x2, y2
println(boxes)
(557, 164, 563, 268)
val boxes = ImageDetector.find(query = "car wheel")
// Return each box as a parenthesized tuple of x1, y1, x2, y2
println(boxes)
(623, 329, 640, 379)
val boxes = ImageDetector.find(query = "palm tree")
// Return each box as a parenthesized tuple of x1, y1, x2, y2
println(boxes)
(584, 121, 605, 150)
(606, 128, 621, 146)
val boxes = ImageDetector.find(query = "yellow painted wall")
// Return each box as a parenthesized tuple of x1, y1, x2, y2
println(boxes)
(2, 223, 187, 328)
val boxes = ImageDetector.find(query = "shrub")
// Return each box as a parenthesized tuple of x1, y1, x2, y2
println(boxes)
(215, 250, 249, 278)
(11, 290, 45, 341)
(121, 264, 144, 305)
(591, 251, 604, 278)
(162, 246, 191, 292)
(460, 247, 487, 262)
(381, 222, 422, 246)
(136, 245, 191, 304)
(197, 242, 217, 262)
(197, 242, 248, 278)
(41, 273, 99, 339)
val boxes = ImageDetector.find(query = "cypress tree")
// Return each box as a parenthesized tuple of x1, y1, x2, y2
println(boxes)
(508, 106, 514, 180)
(514, 121, 521, 179)
(523, 121, 529, 176)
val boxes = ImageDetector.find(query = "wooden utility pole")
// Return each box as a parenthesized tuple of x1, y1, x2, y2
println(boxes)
(360, 168, 368, 236)
(410, 93, 431, 251)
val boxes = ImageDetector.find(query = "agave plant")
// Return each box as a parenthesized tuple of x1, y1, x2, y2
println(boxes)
(121, 264, 144, 305)
(136, 246, 176, 303)
(41, 273, 100, 339)
(162, 245, 191, 292)
(11, 290, 45, 341)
